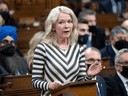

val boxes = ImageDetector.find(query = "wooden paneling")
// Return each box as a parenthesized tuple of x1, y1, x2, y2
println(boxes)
(16, 28, 43, 53)
(126, 2, 128, 11)
(96, 13, 123, 30)
(102, 56, 110, 68)
(98, 67, 116, 77)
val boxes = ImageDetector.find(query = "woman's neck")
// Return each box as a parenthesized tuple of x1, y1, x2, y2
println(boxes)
(57, 39, 69, 50)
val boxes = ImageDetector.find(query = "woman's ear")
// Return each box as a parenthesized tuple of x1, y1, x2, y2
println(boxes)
(52, 28, 56, 32)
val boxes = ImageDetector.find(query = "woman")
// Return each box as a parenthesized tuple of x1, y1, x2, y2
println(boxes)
(32, 6, 101, 96)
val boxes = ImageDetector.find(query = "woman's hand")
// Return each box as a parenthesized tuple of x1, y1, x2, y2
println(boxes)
(48, 80, 62, 90)
(87, 61, 102, 77)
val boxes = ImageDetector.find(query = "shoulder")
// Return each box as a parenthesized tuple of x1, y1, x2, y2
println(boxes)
(101, 0, 110, 4)
(120, 1, 126, 5)
(99, 0, 110, 6)
(72, 43, 85, 54)
(36, 42, 48, 48)
(34, 42, 47, 52)
(100, 46, 108, 55)
(96, 26, 105, 33)
(103, 75, 114, 82)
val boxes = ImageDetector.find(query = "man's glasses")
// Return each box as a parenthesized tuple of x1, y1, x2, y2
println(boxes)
(116, 37, 126, 41)
(118, 61, 128, 66)
(85, 59, 103, 64)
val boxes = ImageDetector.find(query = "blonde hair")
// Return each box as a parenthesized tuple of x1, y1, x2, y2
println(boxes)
(0, 15, 4, 27)
(26, 31, 45, 69)
(43, 6, 78, 46)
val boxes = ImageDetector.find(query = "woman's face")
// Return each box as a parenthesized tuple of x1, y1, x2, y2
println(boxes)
(54, 12, 73, 40)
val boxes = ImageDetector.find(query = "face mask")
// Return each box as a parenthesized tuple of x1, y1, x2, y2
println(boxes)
(0, 44, 16, 56)
(86, 64, 91, 71)
(89, 26, 96, 33)
(121, 66, 128, 78)
(0, 11, 9, 22)
(84, 2, 91, 9)
(78, 34, 89, 44)
(115, 40, 128, 50)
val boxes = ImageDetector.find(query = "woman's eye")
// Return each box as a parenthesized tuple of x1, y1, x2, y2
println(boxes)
(59, 21, 63, 24)
(59, 21, 65, 24)
(68, 21, 72, 23)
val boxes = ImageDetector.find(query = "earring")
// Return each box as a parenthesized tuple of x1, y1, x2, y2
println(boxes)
(52, 28, 56, 32)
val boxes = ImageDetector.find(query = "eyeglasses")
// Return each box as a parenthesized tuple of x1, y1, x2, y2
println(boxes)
(85, 59, 103, 64)
(1, 40, 15, 45)
(116, 37, 126, 41)
(118, 61, 128, 66)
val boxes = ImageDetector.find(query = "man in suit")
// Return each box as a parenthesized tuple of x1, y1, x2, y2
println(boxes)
(77, 18, 91, 48)
(103, 48, 128, 96)
(97, 0, 127, 18)
(97, 0, 126, 14)
(100, 26, 128, 67)
(78, 9, 107, 50)
(85, 47, 107, 96)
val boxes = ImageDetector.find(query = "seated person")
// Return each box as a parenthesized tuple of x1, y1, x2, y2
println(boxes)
(97, 0, 126, 18)
(0, 0, 20, 29)
(77, 18, 91, 48)
(84, 47, 107, 96)
(78, 9, 107, 50)
(103, 48, 128, 96)
(100, 26, 128, 67)
(0, 26, 29, 76)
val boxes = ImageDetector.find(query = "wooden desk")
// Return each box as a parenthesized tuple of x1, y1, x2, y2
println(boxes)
(98, 67, 116, 77)
(0, 74, 41, 96)
(51, 80, 98, 96)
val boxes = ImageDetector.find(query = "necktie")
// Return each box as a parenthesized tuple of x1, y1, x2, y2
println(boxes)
(96, 82, 101, 96)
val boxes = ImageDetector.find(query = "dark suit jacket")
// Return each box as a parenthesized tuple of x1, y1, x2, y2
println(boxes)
(96, 75, 107, 96)
(97, 0, 126, 13)
(91, 26, 107, 50)
(103, 73, 127, 96)
(100, 45, 115, 67)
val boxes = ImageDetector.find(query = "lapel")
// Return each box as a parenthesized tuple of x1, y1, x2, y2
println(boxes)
(96, 75, 107, 96)
(107, 45, 116, 67)
(113, 73, 127, 96)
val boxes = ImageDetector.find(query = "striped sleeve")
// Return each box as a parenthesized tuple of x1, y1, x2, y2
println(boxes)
(77, 46, 92, 81)
(32, 43, 49, 91)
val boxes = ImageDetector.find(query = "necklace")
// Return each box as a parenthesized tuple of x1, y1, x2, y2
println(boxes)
(57, 44, 69, 50)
